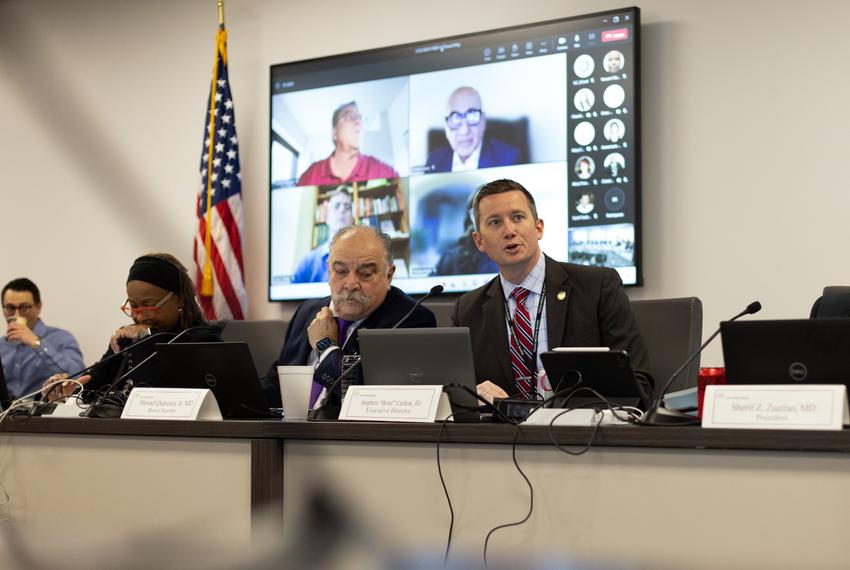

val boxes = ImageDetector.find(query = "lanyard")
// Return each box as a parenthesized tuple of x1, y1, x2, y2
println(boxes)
(503, 282, 547, 377)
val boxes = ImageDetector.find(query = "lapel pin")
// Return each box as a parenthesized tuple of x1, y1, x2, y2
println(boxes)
(556, 291, 567, 301)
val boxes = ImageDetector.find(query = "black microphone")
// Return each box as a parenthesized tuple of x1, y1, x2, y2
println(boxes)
(112, 325, 220, 386)
(392, 285, 443, 329)
(642, 301, 762, 426)
(84, 324, 220, 418)
(41, 331, 174, 403)
(307, 286, 444, 421)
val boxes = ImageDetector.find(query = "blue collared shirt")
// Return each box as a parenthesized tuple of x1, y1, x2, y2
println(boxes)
(0, 319, 84, 399)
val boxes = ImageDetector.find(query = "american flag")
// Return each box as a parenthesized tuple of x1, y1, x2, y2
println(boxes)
(193, 26, 247, 320)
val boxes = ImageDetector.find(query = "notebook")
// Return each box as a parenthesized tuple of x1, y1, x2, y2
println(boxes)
(357, 327, 480, 421)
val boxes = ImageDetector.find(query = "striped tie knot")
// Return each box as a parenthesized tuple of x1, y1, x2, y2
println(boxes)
(512, 286, 530, 306)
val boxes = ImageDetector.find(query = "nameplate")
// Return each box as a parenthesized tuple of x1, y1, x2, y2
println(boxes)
(121, 388, 223, 421)
(339, 385, 452, 422)
(702, 385, 849, 430)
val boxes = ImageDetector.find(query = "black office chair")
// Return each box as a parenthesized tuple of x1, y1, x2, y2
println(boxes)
(631, 297, 703, 392)
(810, 287, 850, 318)
(218, 319, 289, 377)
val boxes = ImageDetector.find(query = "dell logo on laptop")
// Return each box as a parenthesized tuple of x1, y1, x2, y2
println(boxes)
(788, 362, 808, 382)
(204, 373, 218, 387)
(409, 369, 425, 384)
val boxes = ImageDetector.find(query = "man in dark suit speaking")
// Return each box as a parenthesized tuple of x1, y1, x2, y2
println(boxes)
(263, 225, 436, 408)
(426, 87, 521, 173)
(451, 179, 650, 403)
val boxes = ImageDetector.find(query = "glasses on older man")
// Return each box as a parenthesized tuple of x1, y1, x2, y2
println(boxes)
(120, 291, 173, 319)
(445, 108, 483, 130)
(2, 303, 35, 315)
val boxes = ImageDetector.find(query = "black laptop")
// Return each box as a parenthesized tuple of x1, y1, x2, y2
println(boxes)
(358, 327, 480, 421)
(721, 318, 850, 385)
(154, 342, 270, 419)
(0, 360, 12, 410)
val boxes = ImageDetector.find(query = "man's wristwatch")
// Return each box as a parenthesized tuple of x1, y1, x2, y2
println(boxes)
(315, 337, 336, 355)
(31, 337, 42, 350)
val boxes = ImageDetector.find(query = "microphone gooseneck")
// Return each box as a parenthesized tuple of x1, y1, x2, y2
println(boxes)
(642, 300, 762, 426)
(83, 325, 218, 417)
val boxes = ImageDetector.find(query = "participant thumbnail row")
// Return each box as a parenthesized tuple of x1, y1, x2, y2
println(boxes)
(270, 162, 635, 293)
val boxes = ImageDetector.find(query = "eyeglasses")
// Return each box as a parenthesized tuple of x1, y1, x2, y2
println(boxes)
(445, 108, 483, 130)
(121, 291, 173, 319)
(2, 303, 35, 315)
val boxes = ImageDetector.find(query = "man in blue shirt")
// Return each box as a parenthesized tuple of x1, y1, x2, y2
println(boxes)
(1, 278, 83, 399)
(291, 186, 354, 284)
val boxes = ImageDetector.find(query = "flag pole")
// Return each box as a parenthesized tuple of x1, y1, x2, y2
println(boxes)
(201, 1, 227, 297)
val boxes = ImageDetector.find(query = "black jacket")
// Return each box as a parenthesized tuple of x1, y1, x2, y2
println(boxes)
(262, 286, 437, 408)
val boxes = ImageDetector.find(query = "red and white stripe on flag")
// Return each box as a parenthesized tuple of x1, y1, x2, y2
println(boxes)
(193, 26, 247, 321)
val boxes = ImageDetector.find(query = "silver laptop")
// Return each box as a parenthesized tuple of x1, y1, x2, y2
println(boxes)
(358, 327, 479, 421)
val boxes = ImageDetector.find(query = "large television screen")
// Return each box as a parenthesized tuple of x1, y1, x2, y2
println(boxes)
(269, 6, 640, 301)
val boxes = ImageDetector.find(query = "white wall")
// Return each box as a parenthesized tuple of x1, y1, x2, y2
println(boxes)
(1, 0, 848, 366)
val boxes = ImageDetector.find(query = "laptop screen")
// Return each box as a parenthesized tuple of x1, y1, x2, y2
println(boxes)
(0, 359, 11, 409)
(154, 342, 270, 418)
(358, 327, 479, 420)
(721, 318, 850, 385)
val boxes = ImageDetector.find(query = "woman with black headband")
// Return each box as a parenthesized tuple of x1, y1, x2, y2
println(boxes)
(44, 253, 220, 400)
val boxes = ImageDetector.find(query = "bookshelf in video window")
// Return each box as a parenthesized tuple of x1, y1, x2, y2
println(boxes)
(311, 180, 410, 275)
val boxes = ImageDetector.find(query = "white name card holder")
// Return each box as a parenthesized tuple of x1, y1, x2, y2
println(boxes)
(121, 388, 223, 421)
(702, 384, 849, 430)
(339, 385, 452, 422)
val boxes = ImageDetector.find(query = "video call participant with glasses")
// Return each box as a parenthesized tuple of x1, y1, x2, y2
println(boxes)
(426, 86, 521, 173)
(43, 253, 221, 402)
(297, 101, 399, 186)
(0, 278, 83, 399)
(451, 179, 650, 404)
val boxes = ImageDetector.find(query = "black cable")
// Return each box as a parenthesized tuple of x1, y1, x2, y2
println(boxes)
(442, 383, 520, 425)
(435, 411, 458, 566)
(238, 403, 283, 418)
(482, 422, 533, 568)
(545, 386, 642, 457)
(479, 383, 642, 566)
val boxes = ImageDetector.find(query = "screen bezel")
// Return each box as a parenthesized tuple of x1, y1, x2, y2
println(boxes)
(268, 6, 642, 302)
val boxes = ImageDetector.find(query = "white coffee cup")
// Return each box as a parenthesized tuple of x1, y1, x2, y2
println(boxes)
(277, 365, 314, 421)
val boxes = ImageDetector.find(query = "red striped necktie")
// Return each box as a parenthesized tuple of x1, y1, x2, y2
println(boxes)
(509, 287, 535, 398)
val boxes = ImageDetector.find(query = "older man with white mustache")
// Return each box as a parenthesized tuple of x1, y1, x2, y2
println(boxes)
(262, 225, 437, 411)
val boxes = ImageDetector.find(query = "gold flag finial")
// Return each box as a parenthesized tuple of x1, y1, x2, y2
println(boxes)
(217, 0, 224, 27)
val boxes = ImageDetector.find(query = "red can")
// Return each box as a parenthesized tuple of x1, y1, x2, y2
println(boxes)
(697, 367, 727, 418)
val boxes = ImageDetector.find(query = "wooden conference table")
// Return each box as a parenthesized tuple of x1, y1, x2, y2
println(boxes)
(1, 417, 849, 568)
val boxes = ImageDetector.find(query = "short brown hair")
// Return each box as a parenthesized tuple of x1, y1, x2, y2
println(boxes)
(2, 278, 40, 304)
(471, 178, 538, 231)
(332, 101, 357, 128)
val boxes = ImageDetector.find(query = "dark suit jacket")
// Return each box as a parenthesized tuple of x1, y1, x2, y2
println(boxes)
(451, 256, 650, 396)
(426, 137, 521, 173)
(262, 286, 437, 408)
